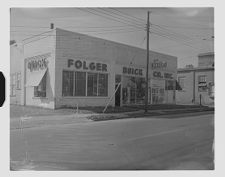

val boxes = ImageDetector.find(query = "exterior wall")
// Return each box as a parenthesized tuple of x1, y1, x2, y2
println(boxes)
(150, 54, 177, 104)
(176, 68, 214, 106)
(23, 30, 56, 109)
(53, 28, 178, 108)
(10, 44, 23, 104)
(54, 28, 177, 108)
(54, 28, 116, 108)
(176, 71, 194, 104)
(198, 53, 214, 68)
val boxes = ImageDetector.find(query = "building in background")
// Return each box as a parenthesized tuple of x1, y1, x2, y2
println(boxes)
(10, 28, 177, 109)
(176, 52, 214, 106)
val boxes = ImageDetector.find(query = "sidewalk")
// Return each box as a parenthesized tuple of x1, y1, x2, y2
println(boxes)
(10, 113, 94, 130)
(10, 105, 214, 130)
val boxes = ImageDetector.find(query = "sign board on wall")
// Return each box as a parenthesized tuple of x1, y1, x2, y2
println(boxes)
(67, 59, 108, 72)
(114, 65, 145, 77)
(152, 71, 174, 80)
(122, 66, 143, 76)
(151, 59, 167, 70)
(27, 53, 50, 72)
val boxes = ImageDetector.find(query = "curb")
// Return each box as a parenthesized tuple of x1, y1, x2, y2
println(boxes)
(87, 109, 214, 121)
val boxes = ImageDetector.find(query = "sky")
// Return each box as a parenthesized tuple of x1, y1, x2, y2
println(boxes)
(10, 7, 214, 68)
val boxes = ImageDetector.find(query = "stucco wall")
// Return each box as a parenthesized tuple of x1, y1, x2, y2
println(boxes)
(54, 28, 116, 108)
(195, 70, 214, 105)
(176, 69, 214, 105)
(10, 44, 23, 104)
(54, 28, 177, 108)
(23, 30, 56, 109)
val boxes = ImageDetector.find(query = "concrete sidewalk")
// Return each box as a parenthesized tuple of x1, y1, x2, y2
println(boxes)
(10, 113, 94, 130)
(10, 106, 214, 130)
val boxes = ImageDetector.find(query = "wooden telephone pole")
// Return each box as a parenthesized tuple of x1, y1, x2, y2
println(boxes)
(145, 11, 150, 113)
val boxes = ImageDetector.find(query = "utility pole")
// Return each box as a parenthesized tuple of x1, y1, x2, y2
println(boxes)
(145, 11, 150, 113)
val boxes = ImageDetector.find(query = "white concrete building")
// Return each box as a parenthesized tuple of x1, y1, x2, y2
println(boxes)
(10, 28, 177, 109)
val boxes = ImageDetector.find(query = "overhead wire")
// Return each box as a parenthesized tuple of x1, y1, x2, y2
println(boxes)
(98, 8, 145, 26)
(110, 8, 146, 24)
(78, 8, 145, 30)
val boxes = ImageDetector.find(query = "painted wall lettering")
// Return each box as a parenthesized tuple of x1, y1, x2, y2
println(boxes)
(67, 59, 107, 72)
(28, 58, 48, 72)
(152, 59, 167, 69)
(123, 67, 143, 76)
(153, 71, 173, 79)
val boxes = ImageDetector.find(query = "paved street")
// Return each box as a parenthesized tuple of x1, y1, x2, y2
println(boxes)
(10, 112, 214, 170)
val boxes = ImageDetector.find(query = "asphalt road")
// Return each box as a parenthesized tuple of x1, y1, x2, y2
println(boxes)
(10, 113, 214, 170)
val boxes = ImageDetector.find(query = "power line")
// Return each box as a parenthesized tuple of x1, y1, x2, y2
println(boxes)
(150, 24, 209, 48)
(151, 31, 202, 51)
(151, 23, 198, 42)
(151, 23, 214, 30)
(92, 8, 145, 28)
(78, 8, 145, 30)
(11, 28, 144, 40)
(10, 26, 144, 33)
(99, 8, 145, 26)
(11, 24, 143, 29)
(110, 8, 146, 24)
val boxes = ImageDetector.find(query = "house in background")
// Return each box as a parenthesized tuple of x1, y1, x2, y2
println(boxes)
(176, 52, 214, 106)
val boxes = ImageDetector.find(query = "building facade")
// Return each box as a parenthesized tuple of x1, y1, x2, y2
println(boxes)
(10, 28, 177, 109)
(176, 53, 214, 106)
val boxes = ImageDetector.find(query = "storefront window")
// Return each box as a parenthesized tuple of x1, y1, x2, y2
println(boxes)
(87, 73, 98, 96)
(152, 87, 164, 104)
(75, 72, 86, 96)
(122, 76, 145, 105)
(34, 73, 46, 97)
(62, 71, 74, 96)
(136, 77, 145, 104)
(98, 73, 108, 96)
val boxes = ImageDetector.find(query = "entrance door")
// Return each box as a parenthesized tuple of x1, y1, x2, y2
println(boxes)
(115, 84, 121, 106)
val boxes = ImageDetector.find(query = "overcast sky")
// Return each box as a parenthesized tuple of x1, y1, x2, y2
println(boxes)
(10, 7, 214, 68)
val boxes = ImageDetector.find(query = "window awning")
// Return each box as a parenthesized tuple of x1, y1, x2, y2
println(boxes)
(26, 69, 47, 87)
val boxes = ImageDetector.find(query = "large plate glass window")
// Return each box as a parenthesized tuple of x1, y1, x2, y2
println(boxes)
(87, 73, 98, 96)
(98, 73, 108, 96)
(62, 71, 74, 96)
(75, 72, 86, 96)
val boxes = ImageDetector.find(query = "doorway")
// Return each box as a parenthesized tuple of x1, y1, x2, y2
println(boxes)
(115, 84, 121, 106)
